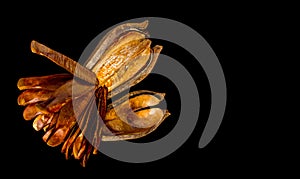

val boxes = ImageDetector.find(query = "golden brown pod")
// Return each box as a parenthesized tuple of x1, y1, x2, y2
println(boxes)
(16, 20, 170, 167)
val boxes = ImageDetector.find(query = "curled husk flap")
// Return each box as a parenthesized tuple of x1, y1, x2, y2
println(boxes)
(103, 90, 170, 141)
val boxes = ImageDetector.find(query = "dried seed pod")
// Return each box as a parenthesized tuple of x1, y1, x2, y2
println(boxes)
(16, 20, 170, 167)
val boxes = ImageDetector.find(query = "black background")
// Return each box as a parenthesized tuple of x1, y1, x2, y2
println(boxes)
(10, 3, 291, 177)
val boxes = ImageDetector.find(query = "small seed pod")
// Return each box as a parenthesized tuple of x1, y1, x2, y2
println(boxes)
(103, 90, 170, 141)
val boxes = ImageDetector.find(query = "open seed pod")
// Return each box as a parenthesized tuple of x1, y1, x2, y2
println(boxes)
(17, 20, 170, 167)
(103, 90, 170, 141)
